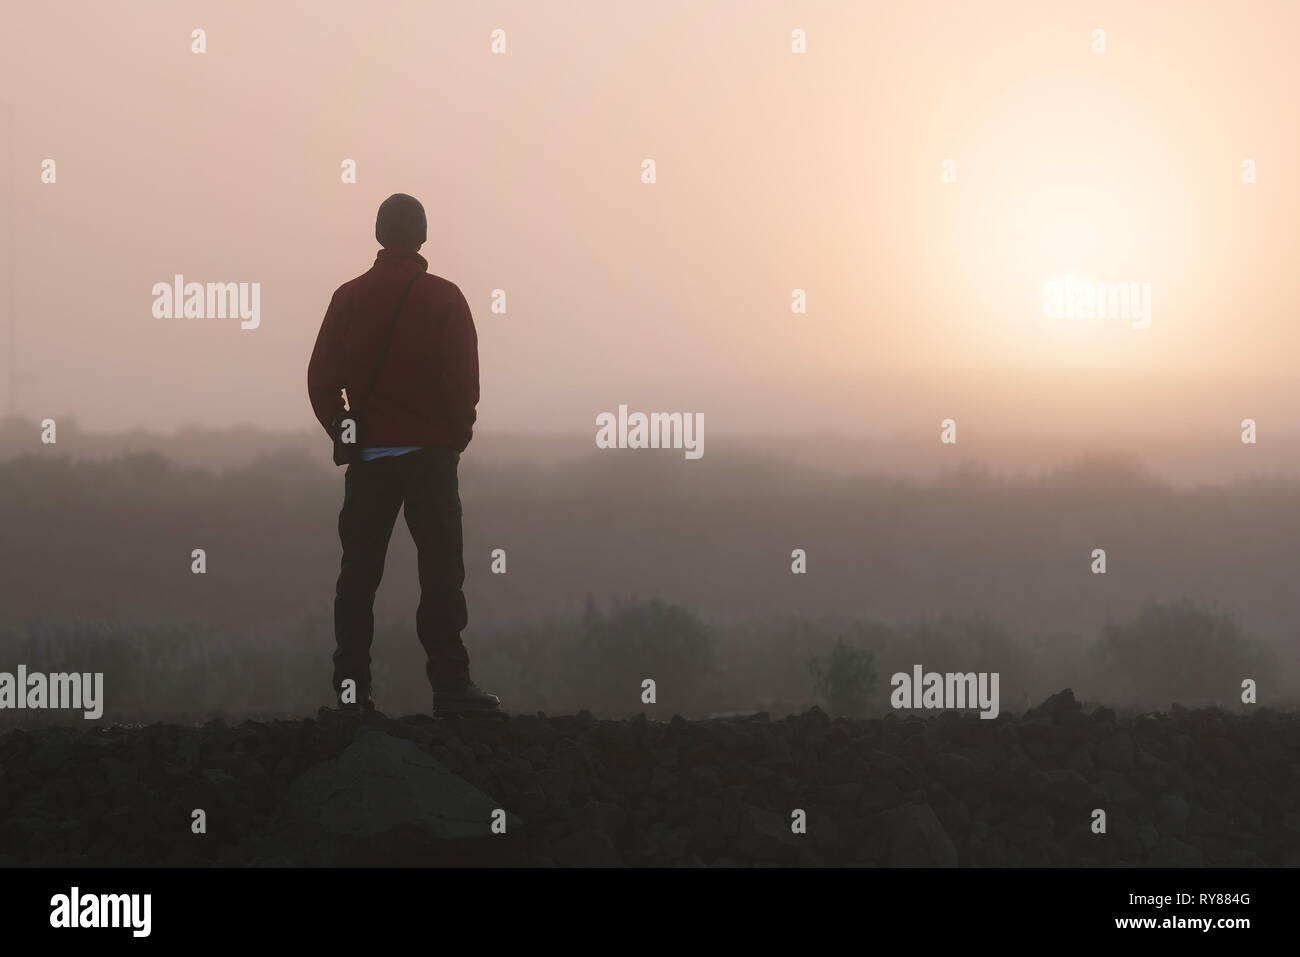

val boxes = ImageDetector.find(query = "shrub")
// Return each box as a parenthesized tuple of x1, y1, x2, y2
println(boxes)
(562, 598, 717, 716)
(1089, 599, 1273, 708)
(807, 638, 876, 718)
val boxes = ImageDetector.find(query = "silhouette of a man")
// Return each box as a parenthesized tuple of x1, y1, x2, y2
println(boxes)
(308, 193, 500, 716)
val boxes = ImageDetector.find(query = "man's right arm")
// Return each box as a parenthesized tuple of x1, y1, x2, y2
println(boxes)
(307, 287, 348, 435)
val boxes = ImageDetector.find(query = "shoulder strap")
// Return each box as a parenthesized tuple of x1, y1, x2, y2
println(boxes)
(354, 272, 421, 413)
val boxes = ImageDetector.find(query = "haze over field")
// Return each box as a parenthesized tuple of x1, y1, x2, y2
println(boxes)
(1, 2, 1297, 719)
(2, 422, 1297, 719)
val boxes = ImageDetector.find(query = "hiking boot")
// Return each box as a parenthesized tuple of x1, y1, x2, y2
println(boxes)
(433, 683, 501, 716)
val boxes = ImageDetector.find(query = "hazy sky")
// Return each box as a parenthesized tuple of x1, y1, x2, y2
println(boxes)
(2, 0, 1296, 442)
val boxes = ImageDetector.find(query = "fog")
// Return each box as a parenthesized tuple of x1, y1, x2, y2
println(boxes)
(1, 2, 1297, 719)
(1, 421, 1296, 719)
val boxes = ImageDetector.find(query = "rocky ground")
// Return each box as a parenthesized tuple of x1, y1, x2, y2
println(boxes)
(0, 690, 1297, 866)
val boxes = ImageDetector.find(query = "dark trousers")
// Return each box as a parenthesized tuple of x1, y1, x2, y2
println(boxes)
(332, 446, 471, 697)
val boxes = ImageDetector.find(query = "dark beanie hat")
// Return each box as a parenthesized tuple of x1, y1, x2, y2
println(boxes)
(375, 193, 427, 249)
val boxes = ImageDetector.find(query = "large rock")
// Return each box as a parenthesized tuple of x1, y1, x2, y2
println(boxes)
(880, 802, 958, 866)
(262, 729, 523, 865)
(548, 827, 622, 866)
(738, 806, 804, 864)
(1031, 688, 1081, 720)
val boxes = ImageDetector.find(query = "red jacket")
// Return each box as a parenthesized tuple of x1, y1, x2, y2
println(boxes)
(308, 248, 479, 451)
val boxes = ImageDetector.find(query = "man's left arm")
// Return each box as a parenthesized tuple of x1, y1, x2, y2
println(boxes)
(440, 286, 480, 452)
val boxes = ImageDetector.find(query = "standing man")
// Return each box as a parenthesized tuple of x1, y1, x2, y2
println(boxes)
(308, 193, 500, 716)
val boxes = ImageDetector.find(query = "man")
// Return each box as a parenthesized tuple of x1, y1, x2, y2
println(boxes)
(308, 193, 500, 716)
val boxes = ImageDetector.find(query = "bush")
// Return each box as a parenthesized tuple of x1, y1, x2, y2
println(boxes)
(562, 598, 717, 716)
(807, 638, 876, 718)
(1088, 599, 1274, 708)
